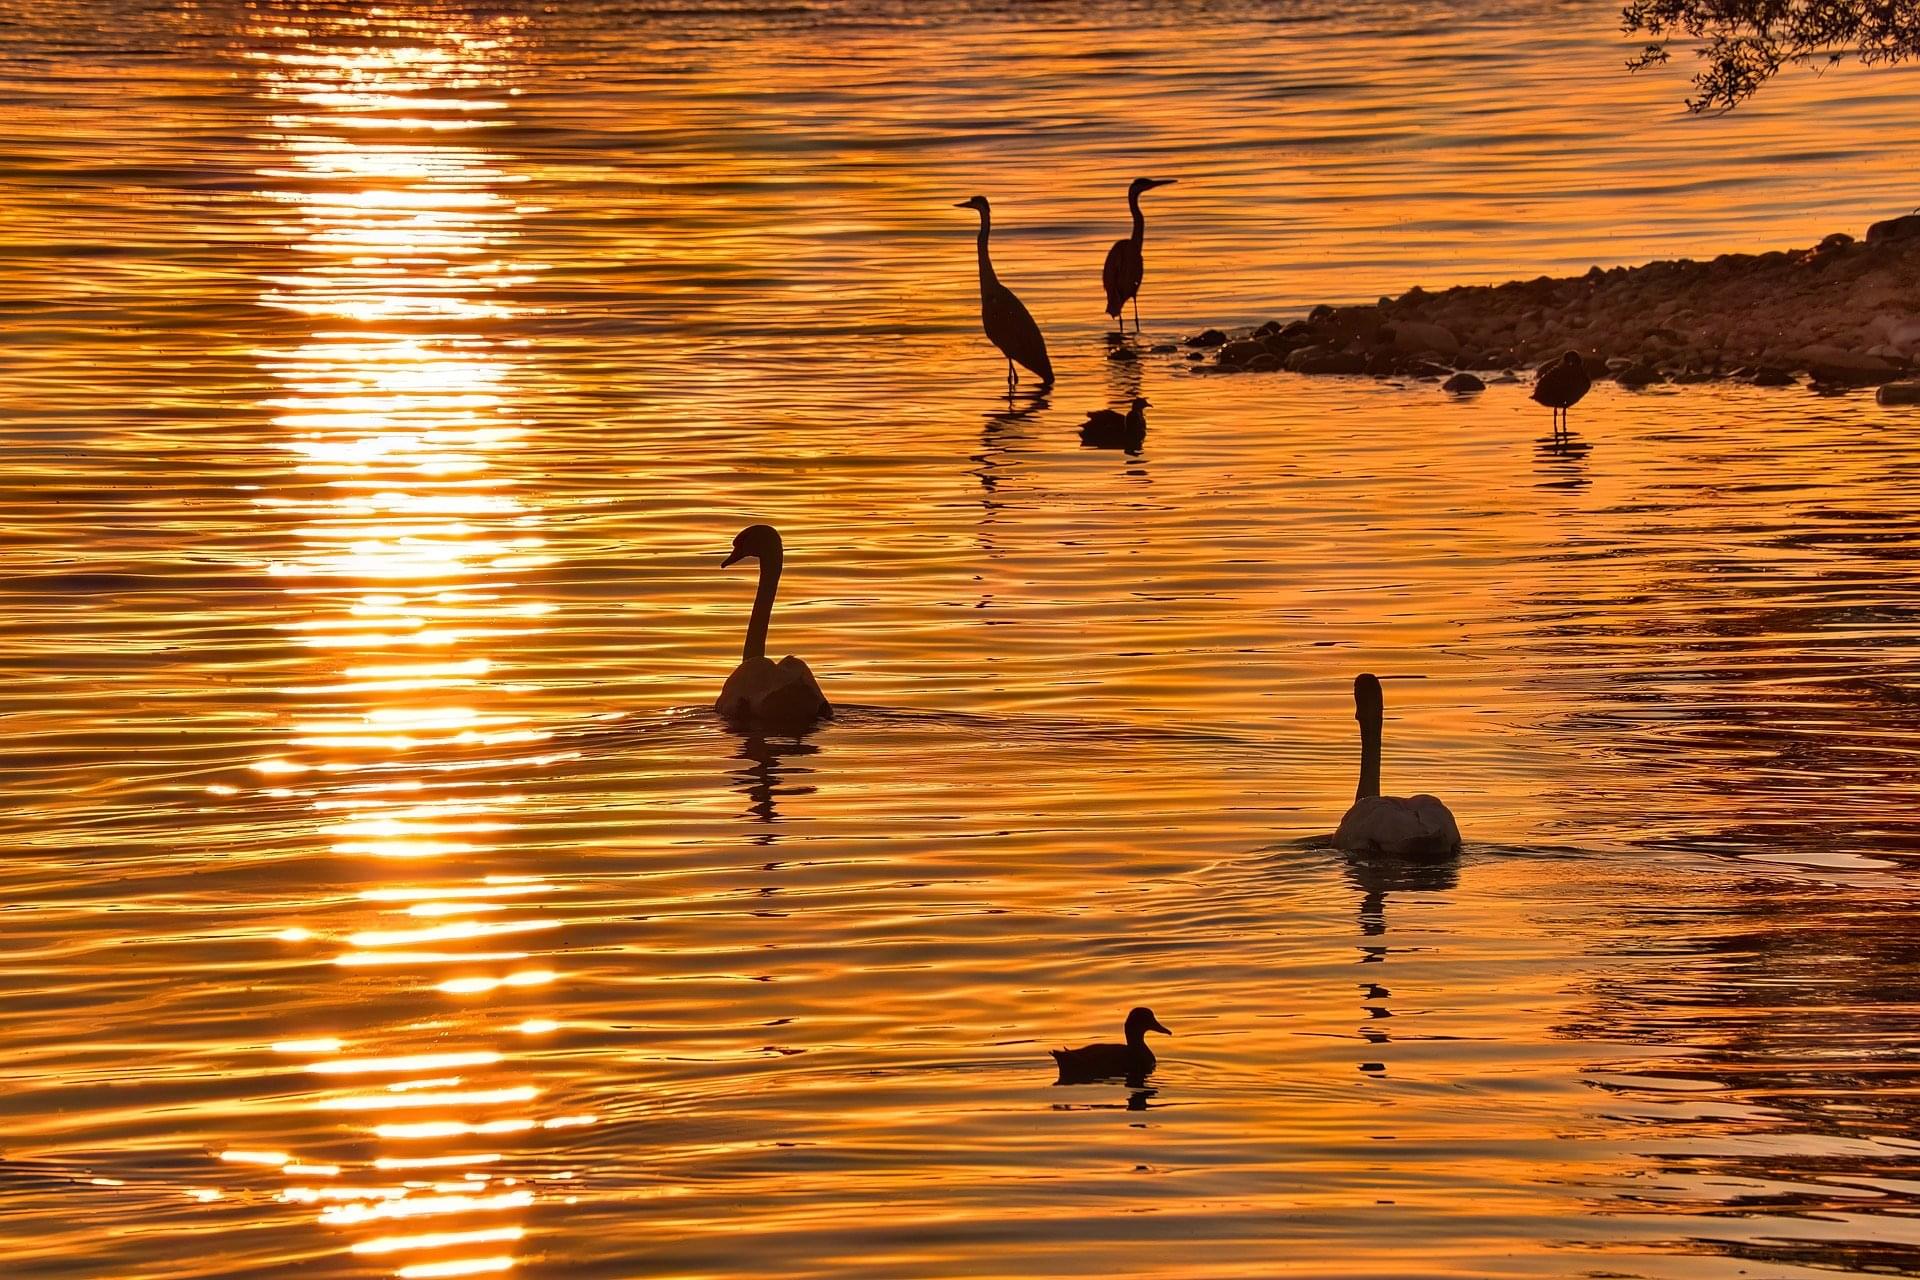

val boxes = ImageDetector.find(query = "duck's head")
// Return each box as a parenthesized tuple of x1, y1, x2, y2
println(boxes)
(1125, 1006, 1171, 1040)
(722, 523, 783, 568)
(953, 195, 990, 214)
(1129, 397, 1152, 411)
(1129, 177, 1177, 196)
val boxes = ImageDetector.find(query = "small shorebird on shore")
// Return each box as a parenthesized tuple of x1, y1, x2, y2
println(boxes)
(954, 195, 1053, 393)
(1332, 674, 1461, 859)
(1051, 1006, 1170, 1083)
(1102, 177, 1177, 332)
(1532, 350, 1591, 438)
(1079, 396, 1149, 448)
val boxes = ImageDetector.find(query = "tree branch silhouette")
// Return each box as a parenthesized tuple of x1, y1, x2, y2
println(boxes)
(1624, 1, 1920, 111)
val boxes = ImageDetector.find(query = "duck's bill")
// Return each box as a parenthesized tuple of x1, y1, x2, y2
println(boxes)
(1150, 1018, 1172, 1035)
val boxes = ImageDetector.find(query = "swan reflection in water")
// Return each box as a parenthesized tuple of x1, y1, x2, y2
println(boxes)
(727, 731, 821, 840)
(1342, 848, 1461, 1078)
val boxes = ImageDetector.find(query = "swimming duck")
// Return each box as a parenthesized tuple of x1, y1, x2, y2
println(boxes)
(1050, 1006, 1170, 1083)
(1079, 396, 1149, 449)
(1332, 673, 1461, 859)
(715, 524, 831, 730)
(1531, 350, 1591, 438)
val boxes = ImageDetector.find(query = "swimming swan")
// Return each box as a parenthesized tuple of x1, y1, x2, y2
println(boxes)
(715, 524, 831, 729)
(1332, 673, 1460, 858)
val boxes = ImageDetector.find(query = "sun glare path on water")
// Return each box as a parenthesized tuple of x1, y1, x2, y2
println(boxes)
(238, 9, 576, 1275)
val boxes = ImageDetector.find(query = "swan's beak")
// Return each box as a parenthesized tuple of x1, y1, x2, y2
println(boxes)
(721, 549, 745, 567)
(1149, 1018, 1171, 1036)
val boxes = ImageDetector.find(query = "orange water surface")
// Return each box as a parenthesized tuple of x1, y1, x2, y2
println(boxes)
(3, 2, 1920, 1277)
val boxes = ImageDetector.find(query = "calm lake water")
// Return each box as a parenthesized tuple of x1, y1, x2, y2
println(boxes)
(4, 1, 1920, 1276)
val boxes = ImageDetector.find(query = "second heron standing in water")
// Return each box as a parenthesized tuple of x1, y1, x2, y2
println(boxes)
(954, 195, 1053, 393)
(1103, 177, 1176, 332)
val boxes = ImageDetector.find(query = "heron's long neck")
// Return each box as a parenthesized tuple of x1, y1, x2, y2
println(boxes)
(975, 214, 998, 289)
(1128, 190, 1145, 244)
(1356, 710, 1382, 803)
(743, 550, 781, 663)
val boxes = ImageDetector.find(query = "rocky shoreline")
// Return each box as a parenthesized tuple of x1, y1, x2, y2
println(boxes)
(1171, 213, 1920, 399)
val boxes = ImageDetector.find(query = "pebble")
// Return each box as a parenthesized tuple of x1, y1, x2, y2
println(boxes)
(1441, 372, 1485, 394)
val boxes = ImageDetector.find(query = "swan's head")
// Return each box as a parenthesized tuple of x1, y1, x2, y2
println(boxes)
(1354, 672, 1384, 725)
(1560, 350, 1585, 370)
(1129, 177, 1177, 196)
(722, 523, 783, 568)
(1125, 1006, 1171, 1040)
(953, 195, 990, 214)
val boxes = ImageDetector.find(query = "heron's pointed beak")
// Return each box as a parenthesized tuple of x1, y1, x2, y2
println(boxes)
(952, 200, 972, 208)
(1150, 178, 1178, 189)
(721, 550, 745, 568)
(1149, 1018, 1171, 1036)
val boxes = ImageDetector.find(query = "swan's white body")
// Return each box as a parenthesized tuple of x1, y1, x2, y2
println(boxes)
(717, 525, 830, 730)
(717, 654, 828, 726)
(1335, 793, 1460, 858)
(1332, 673, 1461, 859)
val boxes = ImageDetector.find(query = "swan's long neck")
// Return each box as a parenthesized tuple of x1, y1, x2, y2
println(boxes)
(1356, 705, 1382, 803)
(743, 548, 781, 663)
(975, 211, 998, 289)
(1128, 188, 1145, 245)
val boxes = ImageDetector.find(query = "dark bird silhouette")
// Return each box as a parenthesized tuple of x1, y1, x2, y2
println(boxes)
(1332, 674, 1461, 859)
(1531, 350, 1591, 439)
(954, 195, 1053, 392)
(715, 524, 831, 730)
(1050, 1006, 1170, 1083)
(1103, 177, 1176, 331)
(1079, 396, 1149, 450)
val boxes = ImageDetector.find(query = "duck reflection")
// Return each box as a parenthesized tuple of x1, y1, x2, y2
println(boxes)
(727, 731, 820, 841)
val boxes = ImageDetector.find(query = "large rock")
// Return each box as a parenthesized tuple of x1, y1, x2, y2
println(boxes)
(1879, 381, 1920, 406)
(1185, 328, 1227, 348)
(1285, 344, 1367, 375)
(1441, 372, 1485, 394)
(1391, 320, 1459, 357)
(1866, 213, 1920, 244)
(1217, 339, 1268, 367)
(1792, 344, 1894, 380)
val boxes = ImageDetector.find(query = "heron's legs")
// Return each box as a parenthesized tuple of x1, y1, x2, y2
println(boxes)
(1006, 359, 1017, 394)
(1131, 296, 1140, 333)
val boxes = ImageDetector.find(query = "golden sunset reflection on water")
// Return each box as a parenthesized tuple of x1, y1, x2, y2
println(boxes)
(5, 1, 1920, 1277)
(244, 10, 569, 1275)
